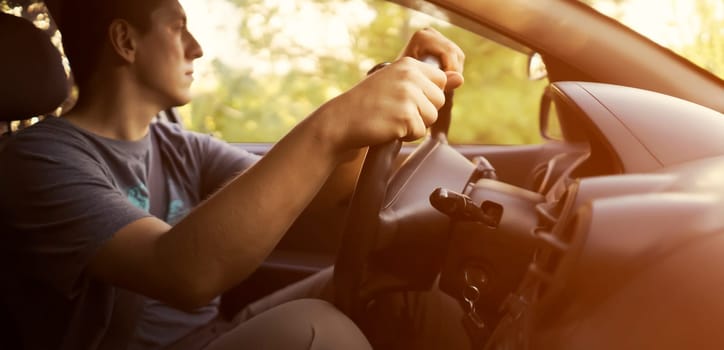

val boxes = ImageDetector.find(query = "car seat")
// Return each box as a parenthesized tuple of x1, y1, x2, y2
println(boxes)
(0, 11, 68, 144)
(0, 11, 69, 349)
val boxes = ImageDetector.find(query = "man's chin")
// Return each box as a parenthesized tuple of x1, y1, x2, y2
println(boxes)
(165, 94, 192, 109)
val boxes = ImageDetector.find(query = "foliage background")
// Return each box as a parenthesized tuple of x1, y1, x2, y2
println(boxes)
(177, 0, 548, 145)
(2, 0, 722, 144)
(176, 0, 723, 145)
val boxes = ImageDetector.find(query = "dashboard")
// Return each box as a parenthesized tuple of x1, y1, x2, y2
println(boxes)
(433, 82, 724, 347)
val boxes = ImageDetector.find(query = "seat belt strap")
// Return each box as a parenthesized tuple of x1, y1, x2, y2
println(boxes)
(148, 129, 168, 219)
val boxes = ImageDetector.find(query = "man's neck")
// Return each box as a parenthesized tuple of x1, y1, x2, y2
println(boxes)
(63, 77, 163, 141)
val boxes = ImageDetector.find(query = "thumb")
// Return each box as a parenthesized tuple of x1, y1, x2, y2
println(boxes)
(444, 71, 464, 91)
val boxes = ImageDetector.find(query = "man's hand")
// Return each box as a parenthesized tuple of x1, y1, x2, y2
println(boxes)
(398, 27, 465, 91)
(319, 28, 464, 156)
(322, 57, 447, 154)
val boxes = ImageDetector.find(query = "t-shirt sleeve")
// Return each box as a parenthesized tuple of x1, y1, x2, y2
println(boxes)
(152, 122, 260, 200)
(194, 132, 261, 199)
(0, 135, 150, 298)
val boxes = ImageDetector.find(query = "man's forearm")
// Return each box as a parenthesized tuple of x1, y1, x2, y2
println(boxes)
(156, 103, 344, 307)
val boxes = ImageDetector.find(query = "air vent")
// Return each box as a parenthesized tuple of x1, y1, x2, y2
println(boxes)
(485, 181, 581, 349)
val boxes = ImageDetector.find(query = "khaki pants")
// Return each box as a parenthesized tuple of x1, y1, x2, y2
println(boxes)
(168, 267, 469, 350)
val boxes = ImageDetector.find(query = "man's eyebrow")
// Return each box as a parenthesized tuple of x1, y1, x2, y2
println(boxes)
(168, 8, 188, 22)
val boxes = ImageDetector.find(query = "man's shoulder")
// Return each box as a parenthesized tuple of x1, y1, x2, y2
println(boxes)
(0, 117, 101, 168)
(4, 117, 87, 150)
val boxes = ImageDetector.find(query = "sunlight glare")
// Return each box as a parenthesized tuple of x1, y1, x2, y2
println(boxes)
(180, 0, 375, 95)
(593, 0, 700, 48)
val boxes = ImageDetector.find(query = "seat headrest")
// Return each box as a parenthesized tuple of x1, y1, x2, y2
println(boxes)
(0, 13, 69, 122)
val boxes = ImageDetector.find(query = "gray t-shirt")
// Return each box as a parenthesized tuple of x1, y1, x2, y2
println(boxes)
(0, 117, 259, 350)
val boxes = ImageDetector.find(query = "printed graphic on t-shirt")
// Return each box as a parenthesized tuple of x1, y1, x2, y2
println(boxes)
(127, 184, 150, 212)
(167, 199, 189, 225)
(126, 180, 190, 224)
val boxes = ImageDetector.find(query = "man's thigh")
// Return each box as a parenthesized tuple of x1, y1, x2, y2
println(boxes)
(235, 266, 335, 322)
(205, 299, 371, 350)
(235, 266, 470, 350)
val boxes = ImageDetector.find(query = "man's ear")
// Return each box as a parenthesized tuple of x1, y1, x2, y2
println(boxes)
(108, 19, 137, 63)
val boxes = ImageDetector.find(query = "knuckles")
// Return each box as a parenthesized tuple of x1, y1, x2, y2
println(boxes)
(393, 57, 421, 78)
(392, 80, 417, 100)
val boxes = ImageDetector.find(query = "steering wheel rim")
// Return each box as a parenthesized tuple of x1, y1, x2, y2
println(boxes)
(333, 139, 402, 319)
(334, 88, 455, 321)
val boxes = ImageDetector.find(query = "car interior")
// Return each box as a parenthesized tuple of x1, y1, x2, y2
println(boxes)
(3, 0, 724, 348)
(0, 6, 559, 346)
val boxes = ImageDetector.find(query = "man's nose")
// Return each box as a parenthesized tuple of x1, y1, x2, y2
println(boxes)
(186, 30, 204, 59)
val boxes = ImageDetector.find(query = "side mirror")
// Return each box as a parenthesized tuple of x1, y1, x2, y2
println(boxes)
(539, 87, 563, 141)
(527, 52, 548, 81)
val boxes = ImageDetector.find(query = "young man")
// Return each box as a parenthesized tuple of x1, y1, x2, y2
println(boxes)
(0, 0, 465, 349)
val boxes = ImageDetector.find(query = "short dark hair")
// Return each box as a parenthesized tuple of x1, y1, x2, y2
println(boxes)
(50, 0, 164, 90)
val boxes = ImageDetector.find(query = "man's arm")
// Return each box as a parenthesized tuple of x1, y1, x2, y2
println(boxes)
(89, 38, 462, 311)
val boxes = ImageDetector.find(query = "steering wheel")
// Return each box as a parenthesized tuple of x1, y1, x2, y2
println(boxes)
(333, 60, 466, 321)
(333, 138, 404, 320)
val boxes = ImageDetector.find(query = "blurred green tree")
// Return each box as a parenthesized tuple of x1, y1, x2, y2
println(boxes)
(180, 0, 547, 145)
(680, 0, 724, 78)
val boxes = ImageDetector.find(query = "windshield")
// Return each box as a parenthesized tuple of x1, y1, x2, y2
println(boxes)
(580, 0, 724, 79)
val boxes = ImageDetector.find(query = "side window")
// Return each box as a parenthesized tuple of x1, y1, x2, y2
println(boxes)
(2, 0, 547, 145)
(180, 0, 548, 145)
